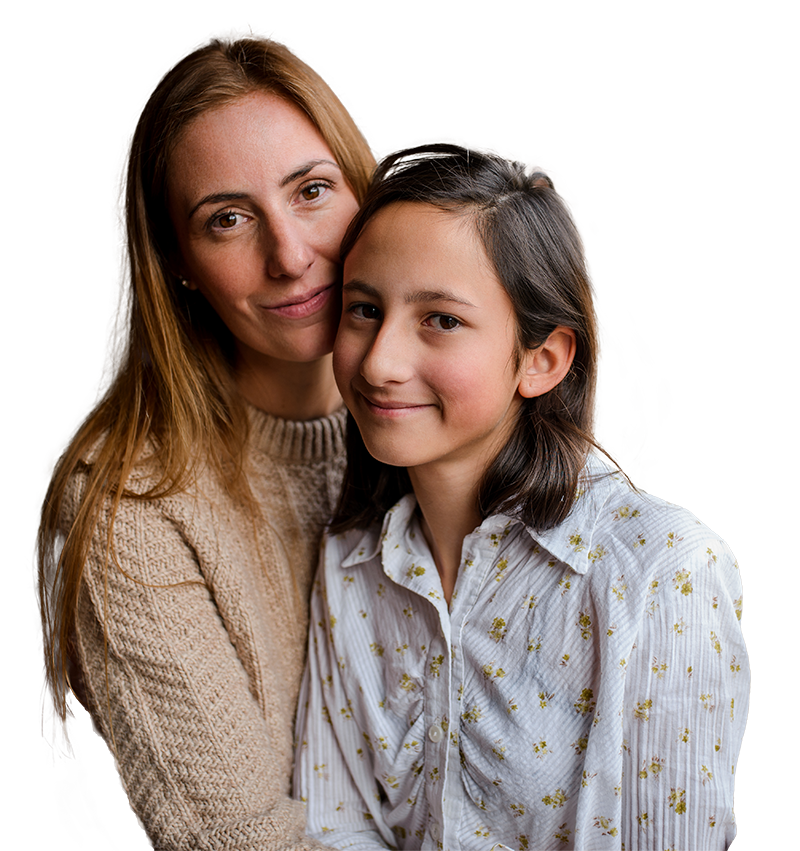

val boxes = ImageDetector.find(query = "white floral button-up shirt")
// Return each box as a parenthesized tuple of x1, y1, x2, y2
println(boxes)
(294, 459, 749, 850)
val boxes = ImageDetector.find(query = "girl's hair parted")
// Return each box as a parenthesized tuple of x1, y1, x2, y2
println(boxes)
(331, 143, 607, 535)
(38, 37, 375, 721)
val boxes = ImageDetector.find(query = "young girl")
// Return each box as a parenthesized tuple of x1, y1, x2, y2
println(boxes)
(294, 145, 749, 850)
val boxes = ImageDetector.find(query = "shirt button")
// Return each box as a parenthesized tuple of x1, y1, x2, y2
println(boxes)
(428, 724, 443, 743)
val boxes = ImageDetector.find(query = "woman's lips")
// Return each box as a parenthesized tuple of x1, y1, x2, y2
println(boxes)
(262, 284, 335, 319)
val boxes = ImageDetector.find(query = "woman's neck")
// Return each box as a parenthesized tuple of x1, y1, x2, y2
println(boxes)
(235, 352, 341, 420)
(409, 465, 482, 606)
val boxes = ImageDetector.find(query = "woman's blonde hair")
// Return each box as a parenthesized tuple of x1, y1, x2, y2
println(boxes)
(38, 37, 374, 720)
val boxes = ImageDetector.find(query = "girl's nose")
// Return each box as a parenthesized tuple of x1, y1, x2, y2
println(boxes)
(359, 325, 414, 387)
(264, 216, 315, 280)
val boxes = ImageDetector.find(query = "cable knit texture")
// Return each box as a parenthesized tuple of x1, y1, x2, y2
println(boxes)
(61, 405, 347, 850)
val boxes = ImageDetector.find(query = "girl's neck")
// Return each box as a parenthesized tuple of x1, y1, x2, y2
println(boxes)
(235, 352, 341, 420)
(409, 465, 482, 606)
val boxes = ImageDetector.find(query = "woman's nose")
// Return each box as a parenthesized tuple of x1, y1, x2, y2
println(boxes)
(264, 216, 315, 280)
(359, 325, 414, 387)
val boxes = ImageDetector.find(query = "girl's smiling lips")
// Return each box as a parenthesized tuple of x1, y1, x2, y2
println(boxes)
(358, 391, 433, 417)
(261, 283, 335, 319)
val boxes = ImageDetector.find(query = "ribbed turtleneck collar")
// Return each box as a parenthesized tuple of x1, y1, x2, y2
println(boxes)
(246, 404, 348, 465)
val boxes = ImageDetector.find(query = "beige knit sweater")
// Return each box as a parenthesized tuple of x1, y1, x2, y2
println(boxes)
(63, 406, 347, 850)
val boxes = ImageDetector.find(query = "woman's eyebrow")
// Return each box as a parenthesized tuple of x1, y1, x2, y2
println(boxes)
(281, 159, 340, 187)
(343, 279, 475, 308)
(189, 192, 248, 220)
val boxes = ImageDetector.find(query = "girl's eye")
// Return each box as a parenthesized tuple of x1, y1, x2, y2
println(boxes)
(427, 314, 461, 331)
(350, 303, 382, 321)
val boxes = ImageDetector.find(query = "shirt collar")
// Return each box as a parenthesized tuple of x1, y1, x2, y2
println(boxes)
(339, 454, 623, 577)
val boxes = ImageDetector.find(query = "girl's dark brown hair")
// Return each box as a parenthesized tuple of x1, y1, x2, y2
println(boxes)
(331, 143, 605, 534)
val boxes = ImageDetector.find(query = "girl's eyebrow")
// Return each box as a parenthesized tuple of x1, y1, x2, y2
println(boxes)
(343, 279, 476, 308)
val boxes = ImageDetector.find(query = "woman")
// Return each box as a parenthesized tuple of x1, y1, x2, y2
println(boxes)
(37, 38, 374, 849)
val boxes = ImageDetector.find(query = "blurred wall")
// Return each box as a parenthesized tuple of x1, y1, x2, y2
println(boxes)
(24, 21, 468, 437)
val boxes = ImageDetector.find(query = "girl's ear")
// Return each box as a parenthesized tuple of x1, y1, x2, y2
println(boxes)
(517, 326, 577, 399)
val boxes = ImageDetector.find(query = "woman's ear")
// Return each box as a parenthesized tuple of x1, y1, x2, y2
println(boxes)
(517, 326, 577, 399)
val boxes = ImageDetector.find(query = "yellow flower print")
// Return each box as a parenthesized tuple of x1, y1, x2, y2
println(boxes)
(706, 547, 718, 566)
(339, 699, 354, 719)
(429, 767, 440, 783)
(528, 635, 542, 653)
(668, 787, 687, 814)
(474, 824, 489, 837)
(637, 812, 650, 829)
(571, 737, 588, 755)
(633, 534, 646, 548)
(581, 770, 597, 787)
(383, 773, 400, 789)
(710, 631, 723, 654)
(577, 610, 592, 640)
(651, 658, 668, 679)
(633, 699, 653, 721)
(395, 643, 408, 656)
(560, 653, 570, 667)
(492, 739, 507, 761)
(673, 568, 693, 595)
(569, 533, 586, 552)
(666, 532, 684, 549)
(542, 788, 568, 809)
(517, 835, 530, 850)
(613, 505, 641, 521)
(734, 595, 743, 620)
(524, 594, 539, 610)
(429, 654, 444, 676)
(376, 583, 386, 598)
(313, 763, 328, 779)
(700, 693, 716, 712)
(495, 557, 509, 582)
(673, 618, 686, 635)
(574, 687, 596, 716)
(611, 575, 628, 601)
(510, 803, 525, 818)
(369, 642, 384, 657)
(406, 563, 425, 579)
(488, 617, 507, 642)
(588, 544, 607, 563)
(593, 815, 618, 837)
(678, 727, 691, 744)
(558, 573, 572, 595)
(506, 697, 518, 714)
(532, 740, 549, 759)
(462, 705, 483, 723)
(638, 755, 665, 779)
(701, 765, 713, 785)
(399, 674, 416, 692)
(402, 604, 415, 618)
(539, 691, 554, 709)
(554, 823, 571, 844)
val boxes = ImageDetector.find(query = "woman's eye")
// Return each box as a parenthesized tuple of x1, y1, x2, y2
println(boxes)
(299, 181, 330, 202)
(427, 314, 461, 331)
(211, 211, 244, 230)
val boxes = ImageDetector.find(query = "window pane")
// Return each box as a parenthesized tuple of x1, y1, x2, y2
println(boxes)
(649, 21, 750, 240)
(651, 258, 750, 551)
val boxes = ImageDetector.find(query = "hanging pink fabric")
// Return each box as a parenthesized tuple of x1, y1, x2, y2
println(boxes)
(467, 21, 593, 239)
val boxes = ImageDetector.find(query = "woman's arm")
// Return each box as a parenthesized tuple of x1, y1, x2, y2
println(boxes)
(67, 470, 332, 851)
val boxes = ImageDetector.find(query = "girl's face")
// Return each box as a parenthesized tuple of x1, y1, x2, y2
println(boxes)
(335, 202, 525, 483)
(168, 91, 360, 374)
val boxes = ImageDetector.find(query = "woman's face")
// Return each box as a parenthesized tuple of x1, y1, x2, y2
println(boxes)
(167, 91, 360, 373)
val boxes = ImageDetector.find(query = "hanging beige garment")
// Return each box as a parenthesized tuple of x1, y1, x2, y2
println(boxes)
(467, 21, 593, 239)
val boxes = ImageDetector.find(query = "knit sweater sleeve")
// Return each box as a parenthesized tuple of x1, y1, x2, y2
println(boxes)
(66, 467, 333, 851)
